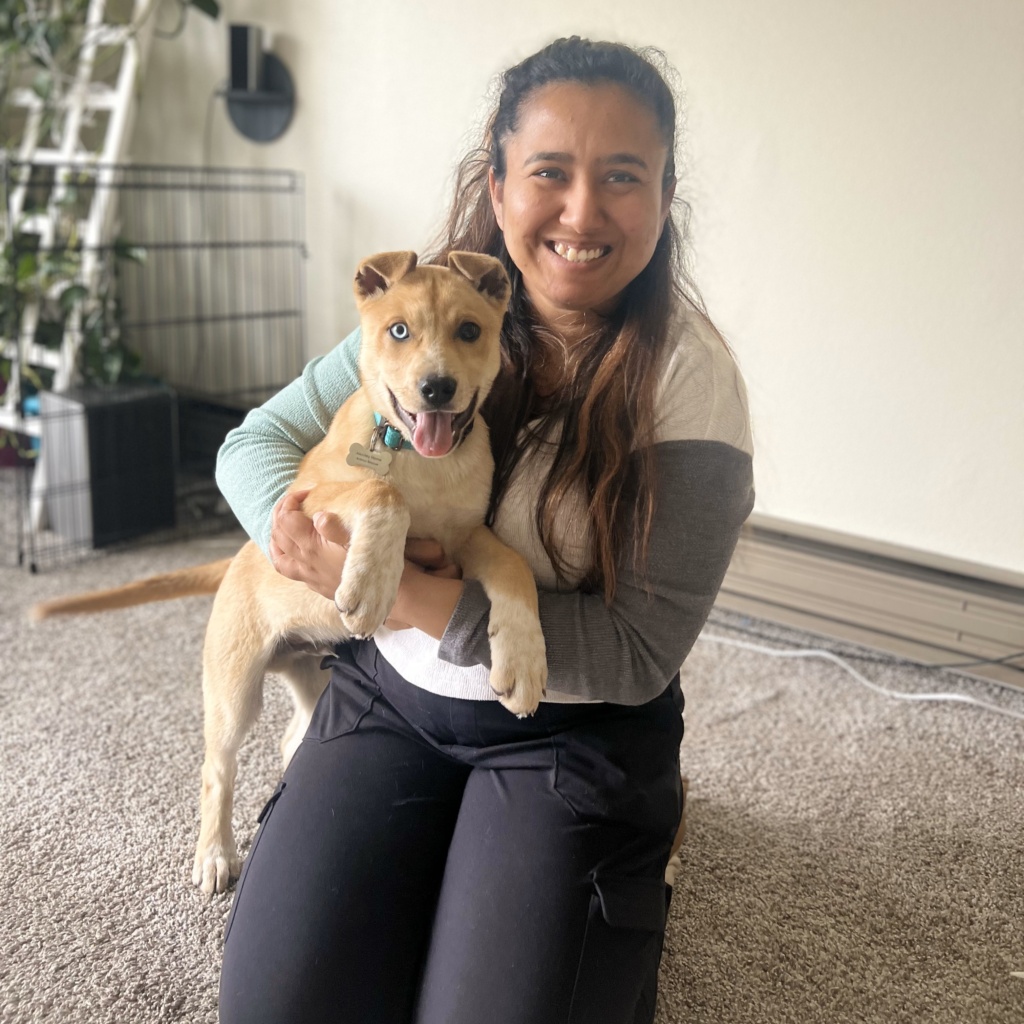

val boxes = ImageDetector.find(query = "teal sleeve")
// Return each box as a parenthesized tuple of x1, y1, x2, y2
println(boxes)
(215, 327, 362, 555)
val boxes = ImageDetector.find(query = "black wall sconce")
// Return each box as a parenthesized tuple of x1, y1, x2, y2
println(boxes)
(225, 25, 295, 143)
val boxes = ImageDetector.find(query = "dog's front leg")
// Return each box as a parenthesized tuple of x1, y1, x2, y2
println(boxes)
(302, 480, 411, 638)
(454, 525, 547, 717)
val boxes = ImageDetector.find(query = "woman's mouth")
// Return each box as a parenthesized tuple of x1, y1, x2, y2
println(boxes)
(549, 241, 610, 264)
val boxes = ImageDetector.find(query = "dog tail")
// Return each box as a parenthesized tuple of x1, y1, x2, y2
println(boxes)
(29, 558, 233, 622)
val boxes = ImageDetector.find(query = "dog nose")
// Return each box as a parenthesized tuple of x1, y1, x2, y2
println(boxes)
(419, 375, 457, 407)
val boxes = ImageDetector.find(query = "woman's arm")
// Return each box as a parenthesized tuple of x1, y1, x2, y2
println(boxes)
(215, 327, 362, 554)
(434, 439, 755, 705)
(389, 560, 465, 636)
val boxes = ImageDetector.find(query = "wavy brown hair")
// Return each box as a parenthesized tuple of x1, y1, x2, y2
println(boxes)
(428, 36, 714, 602)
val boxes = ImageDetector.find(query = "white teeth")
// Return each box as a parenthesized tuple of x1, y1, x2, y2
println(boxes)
(553, 242, 606, 263)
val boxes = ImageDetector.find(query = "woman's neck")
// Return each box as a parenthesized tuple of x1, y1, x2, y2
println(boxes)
(528, 306, 606, 396)
(530, 337, 568, 397)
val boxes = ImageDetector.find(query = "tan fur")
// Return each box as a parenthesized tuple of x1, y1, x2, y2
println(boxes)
(31, 251, 547, 894)
(30, 560, 232, 620)
(671, 777, 689, 856)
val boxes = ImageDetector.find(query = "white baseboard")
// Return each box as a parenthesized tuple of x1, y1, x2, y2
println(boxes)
(716, 515, 1024, 690)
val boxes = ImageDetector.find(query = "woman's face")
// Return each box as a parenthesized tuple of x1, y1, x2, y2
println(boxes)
(489, 81, 675, 337)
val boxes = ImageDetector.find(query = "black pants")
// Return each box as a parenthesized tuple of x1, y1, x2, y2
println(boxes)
(219, 640, 684, 1024)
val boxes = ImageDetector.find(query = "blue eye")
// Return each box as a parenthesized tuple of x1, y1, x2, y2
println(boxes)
(389, 322, 410, 341)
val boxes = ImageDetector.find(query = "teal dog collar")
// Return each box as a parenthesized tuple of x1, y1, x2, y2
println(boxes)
(373, 413, 413, 452)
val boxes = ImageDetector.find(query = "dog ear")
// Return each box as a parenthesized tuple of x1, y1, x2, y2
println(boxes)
(447, 251, 510, 307)
(354, 251, 418, 301)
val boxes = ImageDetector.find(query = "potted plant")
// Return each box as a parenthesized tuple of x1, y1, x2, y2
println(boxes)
(1, 0, 220, 546)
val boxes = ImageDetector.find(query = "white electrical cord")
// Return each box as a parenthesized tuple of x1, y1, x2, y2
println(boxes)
(697, 634, 1024, 723)
(695, 630, 1024, 980)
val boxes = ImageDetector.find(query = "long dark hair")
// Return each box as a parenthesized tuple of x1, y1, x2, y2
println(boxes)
(429, 36, 715, 601)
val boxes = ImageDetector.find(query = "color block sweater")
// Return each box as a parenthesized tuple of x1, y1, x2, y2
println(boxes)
(215, 315, 754, 706)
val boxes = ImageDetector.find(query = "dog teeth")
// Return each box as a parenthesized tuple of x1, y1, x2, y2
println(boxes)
(552, 242, 606, 264)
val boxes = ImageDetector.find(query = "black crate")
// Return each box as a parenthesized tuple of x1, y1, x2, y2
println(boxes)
(176, 394, 248, 476)
(39, 384, 177, 548)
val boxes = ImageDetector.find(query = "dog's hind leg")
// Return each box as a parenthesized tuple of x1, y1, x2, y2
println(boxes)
(276, 653, 330, 768)
(193, 634, 270, 895)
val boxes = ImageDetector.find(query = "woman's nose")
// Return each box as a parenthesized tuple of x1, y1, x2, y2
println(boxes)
(560, 179, 603, 232)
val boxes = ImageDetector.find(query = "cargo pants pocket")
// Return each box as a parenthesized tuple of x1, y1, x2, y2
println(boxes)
(567, 873, 671, 1024)
(304, 652, 379, 743)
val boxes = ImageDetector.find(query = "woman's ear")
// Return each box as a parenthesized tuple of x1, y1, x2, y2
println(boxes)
(488, 167, 505, 231)
(660, 176, 677, 231)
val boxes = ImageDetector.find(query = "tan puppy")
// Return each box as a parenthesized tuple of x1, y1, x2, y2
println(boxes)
(32, 250, 547, 893)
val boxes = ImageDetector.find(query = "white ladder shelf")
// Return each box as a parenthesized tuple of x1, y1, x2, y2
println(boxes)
(1, 0, 155, 436)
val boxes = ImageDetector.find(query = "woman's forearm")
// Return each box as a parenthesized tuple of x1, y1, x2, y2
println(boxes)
(391, 566, 464, 641)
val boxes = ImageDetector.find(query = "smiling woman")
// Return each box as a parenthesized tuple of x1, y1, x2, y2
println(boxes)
(215, 35, 754, 1024)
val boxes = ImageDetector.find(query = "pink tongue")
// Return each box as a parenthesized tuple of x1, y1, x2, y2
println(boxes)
(412, 412, 455, 457)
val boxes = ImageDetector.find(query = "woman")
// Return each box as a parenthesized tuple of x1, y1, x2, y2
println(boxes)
(216, 36, 753, 1024)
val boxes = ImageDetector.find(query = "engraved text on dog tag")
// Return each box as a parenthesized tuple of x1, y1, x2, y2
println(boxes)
(347, 442, 393, 476)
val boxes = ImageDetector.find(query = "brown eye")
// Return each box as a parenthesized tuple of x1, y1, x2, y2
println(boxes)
(457, 321, 480, 342)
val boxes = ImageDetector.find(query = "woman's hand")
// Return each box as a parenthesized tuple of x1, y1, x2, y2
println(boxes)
(402, 539, 463, 580)
(269, 489, 350, 601)
(270, 490, 463, 629)
(384, 539, 462, 630)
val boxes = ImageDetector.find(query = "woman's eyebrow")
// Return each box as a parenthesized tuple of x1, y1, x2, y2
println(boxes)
(602, 152, 648, 169)
(523, 151, 573, 165)
(522, 151, 650, 169)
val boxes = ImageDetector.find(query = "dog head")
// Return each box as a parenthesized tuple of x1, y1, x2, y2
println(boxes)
(352, 250, 510, 458)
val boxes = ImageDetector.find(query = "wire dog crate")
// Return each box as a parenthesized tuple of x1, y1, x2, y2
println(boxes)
(1, 162, 306, 571)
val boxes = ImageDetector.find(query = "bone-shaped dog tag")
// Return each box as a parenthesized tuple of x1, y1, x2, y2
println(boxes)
(347, 442, 393, 476)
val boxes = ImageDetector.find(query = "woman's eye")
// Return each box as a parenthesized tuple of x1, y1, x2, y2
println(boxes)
(607, 171, 640, 184)
(457, 321, 481, 342)
(388, 322, 410, 341)
(534, 167, 565, 181)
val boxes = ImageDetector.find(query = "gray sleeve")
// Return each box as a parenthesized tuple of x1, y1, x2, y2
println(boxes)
(438, 439, 754, 705)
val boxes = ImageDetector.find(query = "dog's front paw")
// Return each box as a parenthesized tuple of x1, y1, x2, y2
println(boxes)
(488, 606, 547, 717)
(334, 549, 402, 639)
(335, 587, 391, 639)
(192, 841, 240, 895)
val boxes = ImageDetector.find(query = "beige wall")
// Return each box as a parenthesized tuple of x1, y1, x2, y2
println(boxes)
(131, 0, 1024, 577)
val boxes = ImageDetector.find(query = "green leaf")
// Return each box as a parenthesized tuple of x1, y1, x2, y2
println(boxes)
(16, 253, 38, 283)
(114, 239, 147, 265)
(103, 350, 123, 384)
(122, 349, 141, 376)
(187, 0, 220, 18)
(59, 284, 88, 311)
(31, 70, 53, 102)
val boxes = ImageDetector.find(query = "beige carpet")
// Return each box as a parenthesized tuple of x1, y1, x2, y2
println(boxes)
(1, 534, 1022, 1023)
